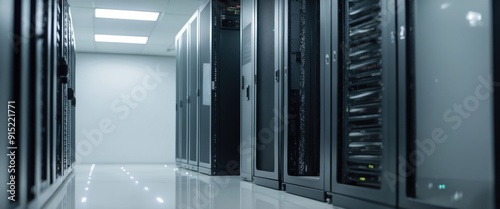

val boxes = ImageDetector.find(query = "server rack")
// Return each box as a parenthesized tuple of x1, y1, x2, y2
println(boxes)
(2, 0, 76, 208)
(239, 0, 285, 186)
(187, 13, 200, 171)
(240, 0, 256, 181)
(331, 0, 398, 207)
(175, 25, 189, 169)
(252, 0, 285, 190)
(398, 0, 498, 209)
(282, 0, 331, 201)
(197, 0, 241, 176)
(175, 27, 183, 165)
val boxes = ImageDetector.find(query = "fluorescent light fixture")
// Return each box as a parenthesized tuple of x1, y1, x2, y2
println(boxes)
(144, 187, 149, 191)
(88, 177, 91, 180)
(156, 197, 164, 203)
(85, 187, 89, 191)
(81, 197, 87, 203)
(127, 172, 130, 175)
(95, 9, 159, 21)
(135, 181, 139, 184)
(130, 176, 134, 179)
(95, 34, 148, 44)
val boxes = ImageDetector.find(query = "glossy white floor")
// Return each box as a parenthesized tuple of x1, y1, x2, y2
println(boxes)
(42, 164, 339, 209)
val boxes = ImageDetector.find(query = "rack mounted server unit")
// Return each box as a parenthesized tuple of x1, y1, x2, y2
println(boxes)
(175, 12, 200, 171)
(176, 0, 241, 176)
(331, 0, 398, 207)
(1, 0, 77, 208)
(330, 0, 500, 209)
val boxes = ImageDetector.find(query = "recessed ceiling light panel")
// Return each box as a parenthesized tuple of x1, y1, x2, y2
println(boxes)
(95, 34, 148, 44)
(95, 9, 159, 21)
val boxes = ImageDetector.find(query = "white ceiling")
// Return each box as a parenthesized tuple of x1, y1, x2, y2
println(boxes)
(68, 0, 202, 56)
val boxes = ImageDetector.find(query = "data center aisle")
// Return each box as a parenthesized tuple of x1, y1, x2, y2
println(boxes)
(43, 164, 335, 209)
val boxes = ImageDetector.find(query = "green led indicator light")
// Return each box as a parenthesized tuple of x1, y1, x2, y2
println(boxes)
(438, 184, 446, 189)
(360, 177, 366, 181)
(368, 164, 374, 169)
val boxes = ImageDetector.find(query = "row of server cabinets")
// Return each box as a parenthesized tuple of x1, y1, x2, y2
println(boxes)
(1, 0, 77, 208)
(175, 0, 241, 175)
(176, 0, 500, 208)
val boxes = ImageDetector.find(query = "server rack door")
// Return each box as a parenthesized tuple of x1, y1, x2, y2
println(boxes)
(282, 0, 326, 200)
(175, 35, 182, 163)
(181, 29, 189, 164)
(331, 0, 398, 207)
(398, 0, 495, 208)
(198, 0, 212, 170)
(253, 0, 283, 189)
(188, 13, 200, 169)
(240, 0, 256, 181)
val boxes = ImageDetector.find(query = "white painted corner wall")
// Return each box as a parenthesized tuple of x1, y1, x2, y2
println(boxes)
(75, 52, 176, 164)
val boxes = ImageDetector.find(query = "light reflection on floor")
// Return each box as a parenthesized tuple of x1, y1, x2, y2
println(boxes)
(43, 164, 337, 209)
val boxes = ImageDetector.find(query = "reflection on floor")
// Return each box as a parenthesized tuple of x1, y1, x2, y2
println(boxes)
(43, 164, 337, 209)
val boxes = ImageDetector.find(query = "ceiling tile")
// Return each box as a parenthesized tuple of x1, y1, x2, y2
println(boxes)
(155, 14, 191, 33)
(69, 7, 94, 27)
(71, 0, 202, 56)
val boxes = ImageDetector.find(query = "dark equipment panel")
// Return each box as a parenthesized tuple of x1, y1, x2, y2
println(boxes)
(283, 0, 331, 202)
(331, 0, 397, 207)
(177, 0, 241, 176)
(256, 0, 277, 174)
(252, 0, 284, 190)
(286, 0, 321, 178)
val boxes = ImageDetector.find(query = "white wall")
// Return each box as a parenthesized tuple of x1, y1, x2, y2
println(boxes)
(75, 53, 176, 164)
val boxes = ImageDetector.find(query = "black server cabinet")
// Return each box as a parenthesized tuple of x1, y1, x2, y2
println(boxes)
(197, 0, 241, 176)
(282, 0, 331, 201)
(398, 0, 499, 208)
(331, 0, 398, 207)
(188, 13, 200, 171)
(240, 0, 256, 181)
(2, 0, 76, 208)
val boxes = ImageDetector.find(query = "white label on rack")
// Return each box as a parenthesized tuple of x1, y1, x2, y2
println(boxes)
(203, 63, 211, 105)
